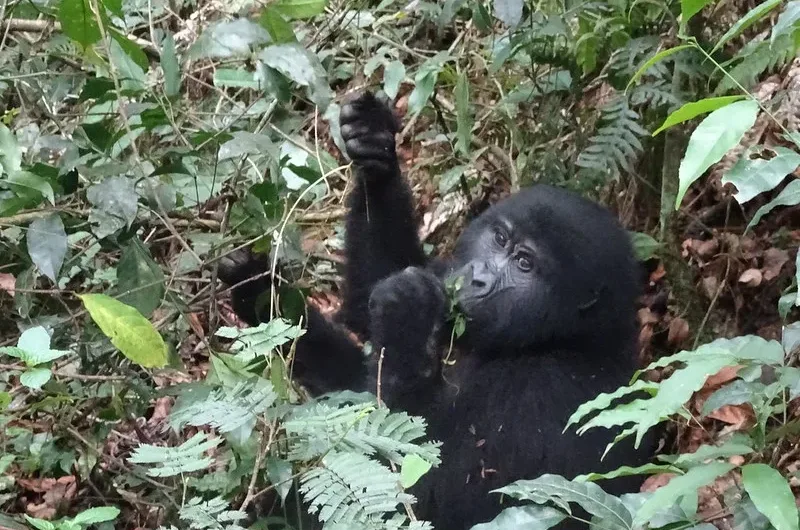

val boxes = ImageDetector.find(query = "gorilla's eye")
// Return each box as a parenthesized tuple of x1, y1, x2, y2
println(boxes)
(516, 255, 533, 272)
(494, 229, 509, 247)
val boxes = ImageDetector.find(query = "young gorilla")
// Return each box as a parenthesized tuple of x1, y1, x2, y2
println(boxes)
(220, 92, 654, 530)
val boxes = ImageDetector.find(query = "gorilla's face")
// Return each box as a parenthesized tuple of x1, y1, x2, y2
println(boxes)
(446, 186, 639, 354)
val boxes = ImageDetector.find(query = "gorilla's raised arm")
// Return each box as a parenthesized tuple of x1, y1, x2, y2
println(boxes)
(339, 93, 426, 337)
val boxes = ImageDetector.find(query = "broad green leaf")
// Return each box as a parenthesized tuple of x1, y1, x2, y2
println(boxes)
(779, 292, 797, 319)
(680, 0, 714, 23)
(161, 33, 181, 97)
(1, 326, 70, 366)
(383, 60, 405, 100)
(400, 454, 432, 488)
(260, 7, 296, 43)
(0, 122, 22, 173)
(110, 31, 148, 71)
(629, 231, 660, 261)
(675, 99, 759, 209)
(627, 45, 693, 91)
(108, 38, 146, 91)
(747, 179, 800, 231)
(24, 516, 56, 530)
(71, 506, 121, 525)
(259, 43, 331, 110)
(58, 0, 101, 47)
(408, 52, 450, 116)
(271, 0, 326, 19)
(772, 2, 800, 45)
(455, 71, 472, 156)
(634, 463, 735, 526)
(734, 496, 773, 530)
(214, 69, 260, 89)
(79, 293, 168, 368)
(741, 464, 799, 530)
(439, 165, 467, 195)
(27, 214, 67, 283)
(722, 146, 800, 204)
(86, 175, 138, 239)
(472, 506, 567, 530)
(652, 96, 746, 136)
(701, 380, 756, 416)
(266, 458, 294, 503)
(116, 237, 165, 317)
(496, 475, 632, 530)
(494, 0, 523, 27)
(711, 0, 783, 55)
(20, 368, 52, 389)
(188, 19, 271, 60)
(7, 171, 55, 204)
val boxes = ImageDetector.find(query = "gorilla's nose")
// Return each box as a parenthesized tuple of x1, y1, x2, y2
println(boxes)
(468, 262, 495, 298)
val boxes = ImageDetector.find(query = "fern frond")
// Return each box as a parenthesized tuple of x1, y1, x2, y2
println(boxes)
(285, 403, 441, 465)
(128, 433, 220, 477)
(179, 496, 247, 530)
(715, 31, 800, 94)
(576, 97, 648, 180)
(169, 379, 277, 434)
(609, 36, 667, 80)
(216, 318, 305, 362)
(300, 451, 414, 528)
(629, 80, 680, 110)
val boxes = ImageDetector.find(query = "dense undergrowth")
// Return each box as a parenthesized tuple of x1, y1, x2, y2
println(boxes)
(3, 0, 800, 529)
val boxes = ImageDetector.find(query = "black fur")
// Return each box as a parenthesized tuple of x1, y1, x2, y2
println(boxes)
(219, 92, 655, 530)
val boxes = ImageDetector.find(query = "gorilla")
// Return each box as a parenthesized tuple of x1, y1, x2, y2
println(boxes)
(219, 92, 655, 529)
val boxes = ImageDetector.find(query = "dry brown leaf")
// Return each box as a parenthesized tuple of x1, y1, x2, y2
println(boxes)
(638, 308, 659, 326)
(702, 276, 720, 299)
(708, 404, 754, 429)
(640, 473, 675, 492)
(762, 248, 789, 281)
(705, 366, 741, 388)
(738, 268, 763, 287)
(667, 317, 690, 347)
(188, 312, 205, 339)
(0, 272, 15, 295)
(19, 476, 77, 520)
(649, 263, 666, 283)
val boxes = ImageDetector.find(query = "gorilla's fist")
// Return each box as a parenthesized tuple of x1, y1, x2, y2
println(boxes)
(340, 91, 400, 178)
(368, 267, 446, 376)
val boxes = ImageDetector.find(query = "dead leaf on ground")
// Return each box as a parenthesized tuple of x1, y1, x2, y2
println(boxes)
(708, 404, 755, 430)
(704, 366, 741, 388)
(0, 272, 15, 295)
(18, 476, 77, 520)
(667, 317, 690, 347)
(738, 268, 763, 287)
(762, 248, 789, 281)
(649, 263, 666, 283)
(640, 473, 675, 492)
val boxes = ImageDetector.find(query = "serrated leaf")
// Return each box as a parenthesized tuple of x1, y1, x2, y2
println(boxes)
(79, 293, 168, 368)
(27, 214, 67, 283)
(188, 19, 271, 60)
(71, 506, 121, 525)
(400, 453, 432, 488)
(116, 237, 165, 317)
(575, 463, 675, 482)
(634, 463, 735, 526)
(722, 146, 800, 204)
(711, 0, 783, 55)
(681, 0, 714, 23)
(383, 60, 405, 100)
(742, 464, 799, 530)
(494, 0, 523, 27)
(675, 99, 760, 209)
(161, 33, 180, 97)
(653, 96, 746, 136)
(772, 2, 800, 46)
(566, 378, 659, 429)
(661, 441, 753, 469)
(58, 0, 101, 47)
(86, 175, 138, 239)
(271, 0, 326, 19)
(472, 506, 567, 530)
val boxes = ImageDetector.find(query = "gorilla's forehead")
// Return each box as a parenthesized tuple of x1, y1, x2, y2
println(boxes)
(485, 185, 594, 232)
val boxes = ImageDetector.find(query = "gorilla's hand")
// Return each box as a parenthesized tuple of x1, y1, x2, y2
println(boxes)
(368, 267, 446, 379)
(340, 91, 400, 179)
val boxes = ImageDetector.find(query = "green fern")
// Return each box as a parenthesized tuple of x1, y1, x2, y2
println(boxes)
(715, 30, 800, 94)
(169, 379, 277, 434)
(609, 36, 667, 80)
(179, 496, 247, 530)
(300, 451, 415, 528)
(629, 80, 680, 110)
(216, 318, 305, 362)
(576, 97, 648, 180)
(128, 433, 220, 477)
(285, 403, 441, 465)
